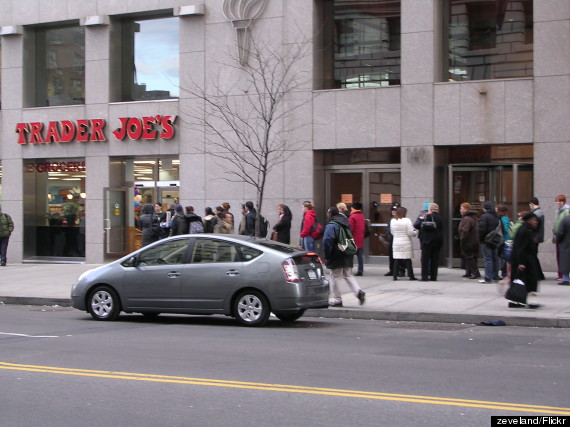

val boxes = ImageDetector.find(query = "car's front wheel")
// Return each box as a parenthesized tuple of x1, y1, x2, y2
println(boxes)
(87, 286, 121, 321)
(274, 310, 306, 323)
(233, 290, 270, 327)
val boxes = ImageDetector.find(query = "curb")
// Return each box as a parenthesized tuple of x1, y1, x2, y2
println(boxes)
(2, 296, 569, 328)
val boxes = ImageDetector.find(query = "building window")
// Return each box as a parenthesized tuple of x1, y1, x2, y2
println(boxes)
(317, 0, 401, 89)
(113, 15, 179, 102)
(26, 24, 85, 107)
(444, 0, 533, 81)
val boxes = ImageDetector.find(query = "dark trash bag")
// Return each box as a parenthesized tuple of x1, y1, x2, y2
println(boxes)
(505, 279, 527, 304)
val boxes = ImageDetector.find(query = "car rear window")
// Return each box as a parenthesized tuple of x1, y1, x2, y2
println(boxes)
(293, 253, 321, 266)
(255, 241, 303, 254)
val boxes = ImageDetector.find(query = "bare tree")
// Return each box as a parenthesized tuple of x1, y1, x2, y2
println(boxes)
(183, 36, 312, 235)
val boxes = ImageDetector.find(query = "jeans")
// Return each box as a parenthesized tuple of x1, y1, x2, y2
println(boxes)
(482, 244, 500, 282)
(302, 236, 315, 252)
(0, 236, 9, 263)
(355, 247, 364, 274)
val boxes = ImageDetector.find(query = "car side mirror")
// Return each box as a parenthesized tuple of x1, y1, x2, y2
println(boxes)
(122, 256, 138, 268)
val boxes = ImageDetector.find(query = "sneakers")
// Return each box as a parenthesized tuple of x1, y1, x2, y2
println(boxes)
(329, 301, 343, 308)
(357, 290, 366, 305)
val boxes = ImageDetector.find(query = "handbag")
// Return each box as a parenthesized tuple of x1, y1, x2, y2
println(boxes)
(505, 279, 527, 304)
(485, 222, 504, 248)
(271, 231, 278, 241)
(377, 233, 389, 247)
(421, 214, 437, 230)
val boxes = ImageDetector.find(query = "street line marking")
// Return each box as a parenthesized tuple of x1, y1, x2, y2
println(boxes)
(0, 361, 569, 415)
(0, 332, 59, 338)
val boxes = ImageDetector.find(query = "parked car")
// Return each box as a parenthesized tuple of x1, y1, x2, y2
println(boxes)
(71, 235, 329, 326)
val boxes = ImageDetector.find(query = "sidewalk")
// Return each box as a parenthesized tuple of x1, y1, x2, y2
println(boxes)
(1, 263, 569, 327)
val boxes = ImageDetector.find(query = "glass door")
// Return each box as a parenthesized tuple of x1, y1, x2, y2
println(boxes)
(447, 164, 533, 267)
(325, 168, 401, 262)
(104, 188, 129, 260)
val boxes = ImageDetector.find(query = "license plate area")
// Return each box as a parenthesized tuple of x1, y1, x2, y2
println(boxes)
(307, 270, 317, 280)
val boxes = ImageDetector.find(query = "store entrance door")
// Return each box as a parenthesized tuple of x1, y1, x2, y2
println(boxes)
(104, 188, 129, 260)
(326, 168, 400, 263)
(446, 164, 533, 267)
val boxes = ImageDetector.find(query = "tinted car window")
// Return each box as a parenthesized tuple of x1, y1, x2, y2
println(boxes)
(138, 238, 189, 266)
(191, 238, 238, 263)
(254, 241, 302, 254)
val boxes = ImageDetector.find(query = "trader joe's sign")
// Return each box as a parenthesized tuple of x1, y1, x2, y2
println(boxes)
(15, 115, 177, 144)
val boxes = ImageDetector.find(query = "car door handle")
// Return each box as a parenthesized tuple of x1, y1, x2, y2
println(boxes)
(167, 271, 181, 278)
(226, 270, 240, 277)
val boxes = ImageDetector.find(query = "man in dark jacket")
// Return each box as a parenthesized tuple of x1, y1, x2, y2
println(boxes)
(414, 202, 443, 281)
(324, 206, 365, 308)
(0, 204, 15, 266)
(459, 202, 481, 279)
(478, 201, 502, 284)
(244, 201, 257, 236)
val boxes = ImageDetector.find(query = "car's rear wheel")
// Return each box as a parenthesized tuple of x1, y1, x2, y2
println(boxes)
(233, 290, 270, 327)
(87, 286, 120, 321)
(274, 310, 306, 322)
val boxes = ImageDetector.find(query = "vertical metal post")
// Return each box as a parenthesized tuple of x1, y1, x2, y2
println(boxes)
(447, 164, 454, 268)
(512, 164, 518, 221)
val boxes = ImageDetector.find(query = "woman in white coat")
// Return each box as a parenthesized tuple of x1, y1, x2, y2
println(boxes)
(390, 206, 417, 280)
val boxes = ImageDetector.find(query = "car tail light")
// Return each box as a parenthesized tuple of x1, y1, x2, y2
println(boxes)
(282, 258, 300, 283)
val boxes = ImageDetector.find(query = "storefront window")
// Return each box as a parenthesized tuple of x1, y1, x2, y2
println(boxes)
(113, 16, 179, 101)
(444, 0, 533, 81)
(26, 24, 85, 107)
(317, 0, 401, 89)
(23, 159, 86, 260)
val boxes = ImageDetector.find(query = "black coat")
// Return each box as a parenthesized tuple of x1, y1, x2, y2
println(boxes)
(479, 210, 501, 243)
(413, 212, 443, 247)
(323, 214, 353, 269)
(138, 213, 160, 246)
(510, 222, 539, 293)
(273, 215, 291, 244)
(555, 216, 570, 274)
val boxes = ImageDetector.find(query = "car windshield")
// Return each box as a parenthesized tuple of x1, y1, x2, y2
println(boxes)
(255, 241, 304, 254)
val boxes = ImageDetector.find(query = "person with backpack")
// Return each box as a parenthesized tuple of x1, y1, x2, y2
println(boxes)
(478, 201, 502, 284)
(185, 206, 204, 234)
(169, 204, 188, 236)
(203, 207, 216, 233)
(349, 202, 366, 276)
(138, 203, 161, 247)
(323, 206, 365, 308)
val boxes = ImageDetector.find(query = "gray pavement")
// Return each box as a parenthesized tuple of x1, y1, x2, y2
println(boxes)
(1, 263, 569, 327)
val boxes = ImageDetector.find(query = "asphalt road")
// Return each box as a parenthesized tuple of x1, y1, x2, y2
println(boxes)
(1, 305, 569, 427)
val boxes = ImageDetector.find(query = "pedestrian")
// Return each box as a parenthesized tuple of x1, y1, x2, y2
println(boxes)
(300, 201, 317, 251)
(336, 202, 350, 218)
(349, 202, 366, 276)
(390, 206, 417, 281)
(221, 202, 234, 227)
(384, 203, 404, 277)
(273, 204, 292, 244)
(244, 201, 257, 236)
(552, 195, 570, 280)
(323, 206, 365, 307)
(528, 197, 545, 280)
(185, 206, 204, 234)
(459, 202, 481, 279)
(478, 201, 502, 284)
(214, 213, 234, 234)
(169, 204, 188, 236)
(237, 204, 247, 235)
(0, 205, 15, 266)
(496, 204, 510, 279)
(413, 202, 443, 281)
(555, 212, 570, 286)
(138, 204, 160, 247)
(509, 212, 541, 308)
(203, 207, 216, 233)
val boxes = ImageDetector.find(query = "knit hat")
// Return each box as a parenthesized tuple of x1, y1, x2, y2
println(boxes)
(391, 202, 400, 211)
(523, 211, 537, 221)
(530, 197, 539, 205)
(175, 204, 183, 213)
(483, 201, 493, 211)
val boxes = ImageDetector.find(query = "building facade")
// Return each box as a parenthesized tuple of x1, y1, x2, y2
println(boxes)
(0, 0, 568, 271)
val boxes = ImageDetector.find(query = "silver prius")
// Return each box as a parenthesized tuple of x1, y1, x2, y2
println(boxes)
(71, 235, 329, 327)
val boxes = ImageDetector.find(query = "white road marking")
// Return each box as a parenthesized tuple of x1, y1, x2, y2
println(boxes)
(0, 332, 59, 338)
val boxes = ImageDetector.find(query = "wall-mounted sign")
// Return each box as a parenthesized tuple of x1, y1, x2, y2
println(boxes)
(380, 194, 393, 204)
(341, 194, 353, 204)
(25, 161, 86, 173)
(15, 115, 177, 145)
